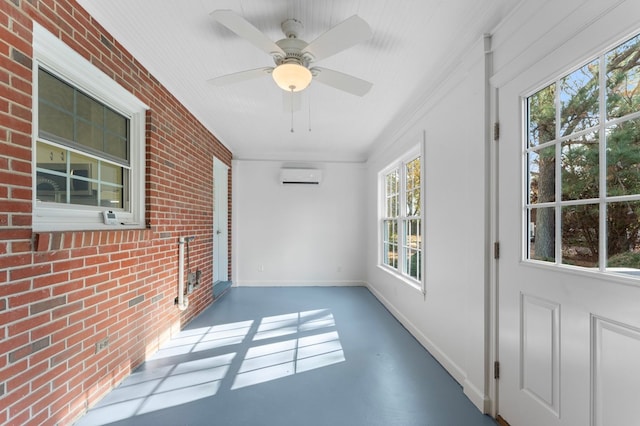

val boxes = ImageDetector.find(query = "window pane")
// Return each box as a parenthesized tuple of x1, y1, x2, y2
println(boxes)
(38, 68, 73, 111)
(607, 201, 640, 270)
(561, 132, 599, 201)
(606, 33, 640, 121)
(77, 91, 104, 124)
(39, 103, 74, 141)
(35, 141, 129, 209)
(560, 60, 599, 136)
(36, 141, 65, 165)
(407, 189, 420, 216)
(69, 152, 97, 205)
(606, 117, 640, 197)
(562, 204, 598, 267)
(106, 108, 127, 136)
(105, 133, 128, 161)
(69, 152, 97, 179)
(101, 162, 125, 208)
(528, 146, 556, 204)
(386, 195, 399, 217)
(404, 219, 422, 280)
(386, 169, 398, 195)
(101, 162, 123, 185)
(385, 169, 399, 217)
(405, 157, 421, 216)
(38, 68, 130, 163)
(529, 207, 555, 262)
(76, 120, 103, 152)
(101, 185, 123, 208)
(36, 170, 67, 203)
(528, 84, 556, 147)
(384, 219, 398, 269)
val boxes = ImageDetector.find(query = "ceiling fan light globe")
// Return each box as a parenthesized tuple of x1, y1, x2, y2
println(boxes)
(272, 63, 312, 92)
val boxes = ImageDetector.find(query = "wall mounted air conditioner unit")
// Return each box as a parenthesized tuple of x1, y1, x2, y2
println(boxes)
(280, 168, 322, 185)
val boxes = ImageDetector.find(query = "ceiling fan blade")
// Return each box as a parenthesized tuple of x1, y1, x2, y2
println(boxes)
(210, 9, 285, 57)
(303, 15, 372, 62)
(207, 67, 273, 86)
(311, 67, 372, 96)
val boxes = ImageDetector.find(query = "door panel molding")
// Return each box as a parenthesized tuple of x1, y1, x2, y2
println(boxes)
(520, 293, 560, 417)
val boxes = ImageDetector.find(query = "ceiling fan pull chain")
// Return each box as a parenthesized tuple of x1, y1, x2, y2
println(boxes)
(290, 87, 295, 133)
(308, 91, 312, 132)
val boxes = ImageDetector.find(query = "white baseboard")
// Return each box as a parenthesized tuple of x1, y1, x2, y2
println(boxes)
(365, 282, 466, 384)
(366, 281, 490, 414)
(463, 377, 491, 413)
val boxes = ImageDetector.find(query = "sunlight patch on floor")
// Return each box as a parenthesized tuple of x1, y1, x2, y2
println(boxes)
(78, 354, 235, 424)
(78, 310, 344, 423)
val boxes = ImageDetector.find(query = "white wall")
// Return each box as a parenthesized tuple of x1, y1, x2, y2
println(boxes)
(233, 160, 366, 286)
(365, 36, 491, 411)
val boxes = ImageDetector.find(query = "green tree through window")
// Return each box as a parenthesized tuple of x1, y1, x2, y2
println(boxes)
(526, 32, 640, 270)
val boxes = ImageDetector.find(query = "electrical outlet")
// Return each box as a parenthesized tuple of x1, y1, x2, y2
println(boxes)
(258, 264, 264, 272)
(187, 272, 196, 294)
(95, 337, 109, 354)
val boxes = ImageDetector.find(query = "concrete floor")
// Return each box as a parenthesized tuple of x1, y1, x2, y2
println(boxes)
(75, 286, 496, 426)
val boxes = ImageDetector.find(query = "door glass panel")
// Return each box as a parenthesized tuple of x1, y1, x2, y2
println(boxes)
(606, 201, 640, 270)
(562, 204, 599, 267)
(529, 146, 556, 204)
(606, 117, 640, 197)
(560, 60, 599, 136)
(528, 84, 556, 147)
(606, 33, 640, 121)
(561, 132, 599, 201)
(529, 207, 556, 262)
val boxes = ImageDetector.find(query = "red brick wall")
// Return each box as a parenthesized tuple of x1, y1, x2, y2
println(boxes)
(0, 1, 233, 424)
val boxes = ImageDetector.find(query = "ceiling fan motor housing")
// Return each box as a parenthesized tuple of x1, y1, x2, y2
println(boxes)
(281, 18, 303, 39)
(274, 36, 312, 67)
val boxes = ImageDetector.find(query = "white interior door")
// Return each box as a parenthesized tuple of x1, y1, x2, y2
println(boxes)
(213, 157, 229, 283)
(496, 22, 640, 426)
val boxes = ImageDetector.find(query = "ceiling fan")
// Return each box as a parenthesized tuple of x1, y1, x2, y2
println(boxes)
(208, 10, 373, 97)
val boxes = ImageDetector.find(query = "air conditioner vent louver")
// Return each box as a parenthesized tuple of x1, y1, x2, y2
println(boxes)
(280, 168, 322, 185)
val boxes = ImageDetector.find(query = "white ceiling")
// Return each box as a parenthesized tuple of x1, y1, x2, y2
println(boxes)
(77, 0, 521, 162)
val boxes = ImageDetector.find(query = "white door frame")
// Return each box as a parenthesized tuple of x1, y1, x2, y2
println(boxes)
(488, 83, 500, 419)
(213, 157, 229, 283)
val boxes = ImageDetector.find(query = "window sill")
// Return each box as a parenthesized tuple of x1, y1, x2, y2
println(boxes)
(377, 264, 424, 293)
(35, 228, 153, 252)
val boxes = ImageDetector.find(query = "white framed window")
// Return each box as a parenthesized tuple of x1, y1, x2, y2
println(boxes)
(32, 23, 148, 232)
(525, 31, 640, 275)
(380, 146, 423, 289)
